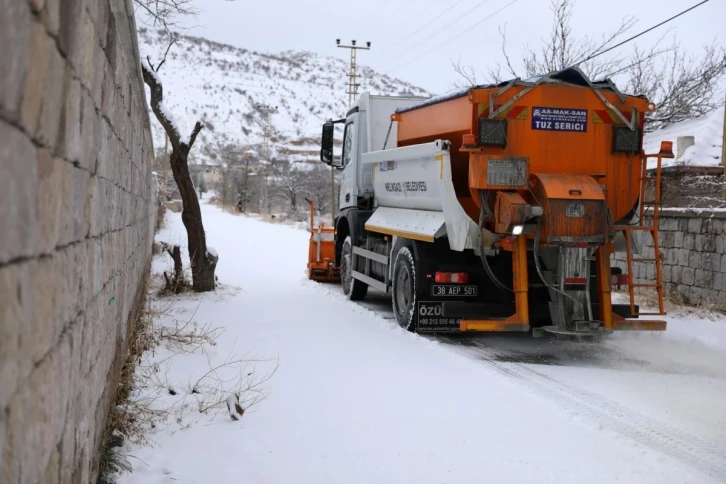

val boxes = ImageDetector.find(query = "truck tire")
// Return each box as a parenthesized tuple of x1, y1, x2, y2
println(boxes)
(341, 236, 368, 301)
(392, 246, 417, 331)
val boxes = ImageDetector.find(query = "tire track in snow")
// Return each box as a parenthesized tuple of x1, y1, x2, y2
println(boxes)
(438, 336, 726, 482)
(319, 283, 725, 478)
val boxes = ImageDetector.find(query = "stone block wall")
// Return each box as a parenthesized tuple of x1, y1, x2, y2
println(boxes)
(612, 210, 726, 311)
(0, 0, 156, 482)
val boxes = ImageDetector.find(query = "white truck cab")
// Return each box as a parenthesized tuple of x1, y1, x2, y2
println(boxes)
(321, 93, 429, 212)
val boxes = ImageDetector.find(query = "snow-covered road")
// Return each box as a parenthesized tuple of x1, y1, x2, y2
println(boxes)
(120, 203, 726, 484)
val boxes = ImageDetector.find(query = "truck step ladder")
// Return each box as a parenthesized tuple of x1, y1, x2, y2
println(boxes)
(614, 141, 673, 318)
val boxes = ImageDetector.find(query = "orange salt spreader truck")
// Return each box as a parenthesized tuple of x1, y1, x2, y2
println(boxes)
(316, 67, 672, 338)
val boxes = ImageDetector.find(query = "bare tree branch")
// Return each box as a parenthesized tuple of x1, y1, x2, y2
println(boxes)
(451, 58, 479, 88)
(133, 0, 199, 34)
(141, 59, 182, 151)
(188, 121, 204, 148)
(624, 39, 726, 130)
(155, 35, 179, 71)
(452, 0, 726, 131)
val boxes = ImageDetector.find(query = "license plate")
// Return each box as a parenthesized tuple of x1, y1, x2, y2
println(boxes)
(431, 284, 478, 297)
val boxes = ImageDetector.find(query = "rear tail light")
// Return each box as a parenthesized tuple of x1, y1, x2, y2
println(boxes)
(477, 119, 507, 147)
(611, 274, 630, 286)
(612, 125, 642, 154)
(565, 277, 587, 285)
(435, 272, 469, 284)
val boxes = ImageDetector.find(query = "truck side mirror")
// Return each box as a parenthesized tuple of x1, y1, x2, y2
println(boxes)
(320, 122, 335, 165)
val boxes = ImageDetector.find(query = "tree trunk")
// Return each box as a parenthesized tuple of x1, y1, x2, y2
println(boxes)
(169, 150, 218, 291)
(171, 245, 183, 283)
(164, 244, 185, 292)
(142, 59, 218, 292)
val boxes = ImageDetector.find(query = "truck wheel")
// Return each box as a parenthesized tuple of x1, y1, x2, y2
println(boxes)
(341, 236, 368, 301)
(392, 246, 417, 331)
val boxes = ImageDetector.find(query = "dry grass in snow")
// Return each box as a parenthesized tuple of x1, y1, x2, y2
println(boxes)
(104, 269, 277, 482)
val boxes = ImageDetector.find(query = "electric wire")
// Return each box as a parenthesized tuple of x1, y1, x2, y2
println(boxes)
(375, 0, 478, 67)
(357, 0, 435, 47)
(387, 0, 470, 54)
(357, 0, 395, 32)
(385, 0, 518, 74)
(386, 0, 435, 27)
(571, 0, 711, 68)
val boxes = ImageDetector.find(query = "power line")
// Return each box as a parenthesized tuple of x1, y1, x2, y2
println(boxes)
(601, 45, 675, 79)
(385, 0, 518, 75)
(387, 0, 417, 19)
(378, 0, 497, 68)
(392, 0, 439, 26)
(356, 0, 424, 40)
(374, 0, 471, 64)
(572, 0, 711, 68)
(357, 0, 395, 32)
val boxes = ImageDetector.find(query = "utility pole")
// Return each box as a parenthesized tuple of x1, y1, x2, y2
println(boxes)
(256, 103, 278, 162)
(337, 39, 371, 106)
(721, 94, 726, 199)
(256, 103, 278, 214)
(222, 164, 227, 212)
(242, 151, 253, 213)
(334, 39, 371, 224)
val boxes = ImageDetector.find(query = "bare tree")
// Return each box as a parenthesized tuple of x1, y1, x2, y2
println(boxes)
(456, 0, 726, 131)
(133, 0, 199, 33)
(450, 58, 479, 89)
(624, 40, 726, 130)
(270, 160, 311, 212)
(217, 162, 238, 211)
(509, 0, 636, 80)
(142, 54, 219, 292)
(214, 142, 248, 210)
(196, 174, 207, 200)
(305, 163, 335, 217)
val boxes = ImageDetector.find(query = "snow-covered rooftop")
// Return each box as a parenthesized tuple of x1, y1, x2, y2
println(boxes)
(644, 106, 724, 169)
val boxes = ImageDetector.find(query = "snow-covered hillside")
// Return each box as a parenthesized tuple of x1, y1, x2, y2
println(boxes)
(137, 29, 432, 165)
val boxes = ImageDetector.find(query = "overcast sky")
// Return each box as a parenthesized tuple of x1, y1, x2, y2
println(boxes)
(147, 0, 725, 94)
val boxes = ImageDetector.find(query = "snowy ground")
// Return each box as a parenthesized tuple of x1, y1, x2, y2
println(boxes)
(118, 203, 726, 484)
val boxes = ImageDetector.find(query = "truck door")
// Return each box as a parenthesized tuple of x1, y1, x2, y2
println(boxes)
(338, 113, 358, 211)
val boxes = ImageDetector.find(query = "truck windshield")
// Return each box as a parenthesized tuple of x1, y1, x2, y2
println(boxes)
(342, 121, 354, 167)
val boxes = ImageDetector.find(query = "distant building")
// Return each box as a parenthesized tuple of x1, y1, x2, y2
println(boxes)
(644, 107, 724, 208)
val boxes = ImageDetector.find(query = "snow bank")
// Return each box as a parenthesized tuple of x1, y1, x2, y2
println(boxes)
(119, 205, 724, 484)
(612, 293, 726, 353)
(644, 106, 724, 169)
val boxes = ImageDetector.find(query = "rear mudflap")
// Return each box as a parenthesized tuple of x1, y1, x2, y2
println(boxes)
(415, 301, 460, 333)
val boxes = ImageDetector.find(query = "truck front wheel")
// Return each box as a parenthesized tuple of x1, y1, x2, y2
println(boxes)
(341, 236, 368, 301)
(392, 246, 417, 331)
